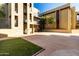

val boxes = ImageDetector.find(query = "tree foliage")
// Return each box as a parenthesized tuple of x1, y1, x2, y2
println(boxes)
(48, 17, 55, 24)
(38, 17, 46, 31)
(0, 4, 5, 18)
(0, 10, 5, 18)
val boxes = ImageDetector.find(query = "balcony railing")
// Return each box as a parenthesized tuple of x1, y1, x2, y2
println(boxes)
(24, 19, 38, 25)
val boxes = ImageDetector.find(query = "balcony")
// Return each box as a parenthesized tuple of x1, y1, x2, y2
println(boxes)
(24, 28, 32, 34)
(30, 21, 38, 25)
(24, 19, 38, 25)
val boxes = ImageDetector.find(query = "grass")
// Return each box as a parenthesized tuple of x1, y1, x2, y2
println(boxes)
(0, 38, 42, 56)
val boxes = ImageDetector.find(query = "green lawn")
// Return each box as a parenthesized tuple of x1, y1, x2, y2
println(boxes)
(0, 38, 42, 56)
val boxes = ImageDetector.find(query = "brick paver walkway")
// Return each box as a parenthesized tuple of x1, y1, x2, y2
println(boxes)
(23, 33, 79, 56)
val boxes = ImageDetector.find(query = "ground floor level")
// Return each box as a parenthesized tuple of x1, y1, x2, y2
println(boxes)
(0, 28, 79, 37)
(1, 32, 79, 56)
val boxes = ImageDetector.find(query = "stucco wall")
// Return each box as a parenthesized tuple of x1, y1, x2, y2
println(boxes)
(59, 8, 72, 32)
(0, 29, 24, 37)
(41, 7, 72, 33)
(0, 3, 24, 37)
(44, 12, 56, 29)
(59, 8, 69, 29)
(71, 7, 76, 29)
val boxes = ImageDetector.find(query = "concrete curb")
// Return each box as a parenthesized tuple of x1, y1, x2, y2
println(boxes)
(32, 49, 45, 56)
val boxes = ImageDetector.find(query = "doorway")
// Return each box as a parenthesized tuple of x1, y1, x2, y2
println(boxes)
(76, 14, 79, 29)
(56, 10, 59, 29)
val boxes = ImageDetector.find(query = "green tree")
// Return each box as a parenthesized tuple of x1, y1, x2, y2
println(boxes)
(0, 10, 5, 18)
(48, 17, 55, 24)
(39, 17, 46, 31)
(0, 4, 5, 18)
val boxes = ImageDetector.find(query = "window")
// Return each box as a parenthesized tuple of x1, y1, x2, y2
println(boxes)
(15, 3, 18, 13)
(0, 3, 11, 28)
(15, 16, 18, 27)
(30, 13, 32, 21)
(29, 3, 32, 7)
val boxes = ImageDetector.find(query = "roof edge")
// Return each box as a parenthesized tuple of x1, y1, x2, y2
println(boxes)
(39, 3, 71, 16)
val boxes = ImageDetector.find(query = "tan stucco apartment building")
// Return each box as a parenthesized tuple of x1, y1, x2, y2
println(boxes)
(40, 3, 77, 33)
(0, 3, 39, 37)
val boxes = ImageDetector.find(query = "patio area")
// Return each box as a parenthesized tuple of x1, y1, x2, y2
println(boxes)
(23, 32, 79, 56)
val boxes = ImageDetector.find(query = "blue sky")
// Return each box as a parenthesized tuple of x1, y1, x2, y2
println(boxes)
(34, 3, 79, 13)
